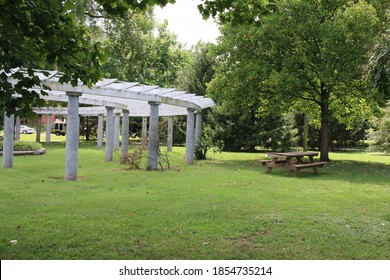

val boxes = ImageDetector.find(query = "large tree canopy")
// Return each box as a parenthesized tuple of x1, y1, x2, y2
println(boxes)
(0, 0, 174, 118)
(371, 27, 390, 103)
(178, 41, 215, 95)
(103, 12, 188, 88)
(207, 0, 385, 160)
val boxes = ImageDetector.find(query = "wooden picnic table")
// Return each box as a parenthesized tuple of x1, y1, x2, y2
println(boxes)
(259, 151, 327, 176)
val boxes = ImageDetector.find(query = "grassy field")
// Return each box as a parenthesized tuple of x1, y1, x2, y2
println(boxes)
(0, 135, 389, 260)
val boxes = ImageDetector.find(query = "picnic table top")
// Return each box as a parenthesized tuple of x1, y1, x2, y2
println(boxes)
(268, 151, 319, 157)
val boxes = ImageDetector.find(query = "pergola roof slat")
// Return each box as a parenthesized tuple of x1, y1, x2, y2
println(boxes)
(193, 99, 215, 109)
(148, 88, 176, 95)
(95, 78, 118, 87)
(182, 95, 205, 102)
(129, 85, 160, 93)
(163, 91, 187, 97)
(34, 70, 58, 81)
(177, 94, 196, 100)
(6, 68, 215, 116)
(106, 82, 139, 90)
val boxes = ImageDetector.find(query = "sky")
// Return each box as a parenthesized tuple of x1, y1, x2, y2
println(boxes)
(154, 0, 220, 47)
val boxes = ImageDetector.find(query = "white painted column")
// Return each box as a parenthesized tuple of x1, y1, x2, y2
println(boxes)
(142, 116, 148, 148)
(147, 102, 160, 170)
(167, 116, 174, 152)
(36, 115, 42, 142)
(64, 92, 81, 181)
(121, 110, 130, 156)
(97, 114, 104, 149)
(186, 108, 195, 164)
(2, 113, 14, 168)
(114, 112, 121, 151)
(195, 111, 203, 145)
(105, 107, 114, 162)
(45, 115, 51, 145)
(15, 116, 21, 141)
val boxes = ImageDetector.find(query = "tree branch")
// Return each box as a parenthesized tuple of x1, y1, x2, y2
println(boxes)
(84, 12, 104, 19)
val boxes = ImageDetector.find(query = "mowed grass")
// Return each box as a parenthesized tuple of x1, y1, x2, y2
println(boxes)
(0, 138, 389, 260)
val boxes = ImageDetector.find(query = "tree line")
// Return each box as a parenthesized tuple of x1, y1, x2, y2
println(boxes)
(1, 0, 389, 158)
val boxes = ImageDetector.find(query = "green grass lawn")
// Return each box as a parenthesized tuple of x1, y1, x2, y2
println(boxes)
(0, 137, 389, 260)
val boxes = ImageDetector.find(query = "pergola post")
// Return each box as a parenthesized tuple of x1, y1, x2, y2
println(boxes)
(36, 115, 42, 142)
(142, 116, 148, 148)
(147, 101, 160, 170)
(114, 112, 121, 151)
(2, 113, 15, 168)
(97, 113, 104, 149)
(167, 116, 174, 152)
(4, 68, 216, 173)
(64, 92, 81, 181)
(45, 114, 51, 145)
(15, 116, 21, 141)
(105, 106, 114, 162)
(195, 111, 203, 145)
(121, 109, 130, 157)
(186, 108, 195, 164)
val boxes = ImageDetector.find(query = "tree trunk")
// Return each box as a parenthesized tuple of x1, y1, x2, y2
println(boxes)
(303, 113, 308, 151)
(320, 84, 330, 161)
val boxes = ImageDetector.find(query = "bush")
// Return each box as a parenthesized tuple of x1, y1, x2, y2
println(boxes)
(120, 145, 145, 169)
(0, 141, 43, 151)
(210, 109, 299, 152)
(194, 137, 210, 160)
(369, 103, 390, 154)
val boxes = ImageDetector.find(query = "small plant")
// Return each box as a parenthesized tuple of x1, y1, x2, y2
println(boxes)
(194, 137, 209, 160)
(158, 146, 170, 171)
(194, 126, 222, 160)
(156, 120, 171, 170)
(120, 145, 145, 169)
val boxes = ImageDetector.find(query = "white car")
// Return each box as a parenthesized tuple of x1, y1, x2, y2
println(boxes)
(19, 125, 35, 134)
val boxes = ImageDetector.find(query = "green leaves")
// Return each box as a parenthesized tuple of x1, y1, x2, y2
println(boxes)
(1, 1, 99, 116)
(208, 0, 384, 155)
(198, 0, 272, 25)
(103, 11, 187, 88)
(370, 102, 390, 154)
(178, 41, 215, 95)
(96, 0, 174, 15)
(0, 0, 175, 118)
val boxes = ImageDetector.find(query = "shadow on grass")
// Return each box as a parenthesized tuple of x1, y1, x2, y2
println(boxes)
(205, 158, 390, 185)
(323, 159, 390, 184)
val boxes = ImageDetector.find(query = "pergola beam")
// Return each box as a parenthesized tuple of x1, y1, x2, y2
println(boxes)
(7, 69, 215, 112)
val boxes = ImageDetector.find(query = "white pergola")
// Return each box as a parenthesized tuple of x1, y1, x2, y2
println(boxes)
(2, 68, 215, 180)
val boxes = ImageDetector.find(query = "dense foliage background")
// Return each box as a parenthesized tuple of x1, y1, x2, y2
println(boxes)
(1, 0, 389, 156)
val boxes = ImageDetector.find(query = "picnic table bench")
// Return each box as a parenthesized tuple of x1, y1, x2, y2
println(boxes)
(260, 151, 327, 176)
